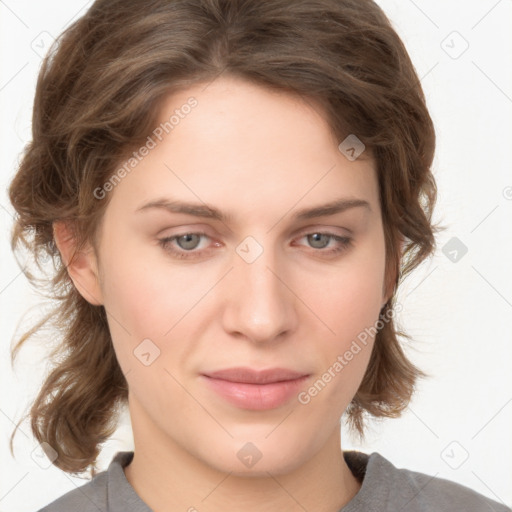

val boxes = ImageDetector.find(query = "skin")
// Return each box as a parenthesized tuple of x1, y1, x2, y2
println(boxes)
(54, 75, 394, 511)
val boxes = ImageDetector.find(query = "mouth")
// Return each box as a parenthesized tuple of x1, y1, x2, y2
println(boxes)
(200, 367, 311, 410)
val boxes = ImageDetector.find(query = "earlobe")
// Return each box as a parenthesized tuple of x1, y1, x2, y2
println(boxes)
(52, 221, 104, 306)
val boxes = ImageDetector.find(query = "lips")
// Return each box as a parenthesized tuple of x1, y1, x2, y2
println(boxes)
(203, 367, 309, 384)
(201, 367, 311, 410)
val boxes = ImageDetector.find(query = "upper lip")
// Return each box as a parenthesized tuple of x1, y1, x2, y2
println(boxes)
(203, 367, 309, 384)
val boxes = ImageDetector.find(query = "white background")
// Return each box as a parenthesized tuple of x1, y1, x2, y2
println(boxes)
(1, 0, 511, 510)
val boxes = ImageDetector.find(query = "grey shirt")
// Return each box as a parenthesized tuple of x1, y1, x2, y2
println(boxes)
(37, 450, 510, 511)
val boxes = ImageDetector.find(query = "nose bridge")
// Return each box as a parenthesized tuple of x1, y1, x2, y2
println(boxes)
(224, 235, 295, 343)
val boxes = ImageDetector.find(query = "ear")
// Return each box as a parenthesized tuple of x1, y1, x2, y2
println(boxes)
(53, 221, 104, 306)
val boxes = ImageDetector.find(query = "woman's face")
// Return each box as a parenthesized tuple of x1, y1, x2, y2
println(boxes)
(90, 76, 391, 475)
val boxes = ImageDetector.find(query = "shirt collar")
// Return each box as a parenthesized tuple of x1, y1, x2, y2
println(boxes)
(107, 451, 152, 512)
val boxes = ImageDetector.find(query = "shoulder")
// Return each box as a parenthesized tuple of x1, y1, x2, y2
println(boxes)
(343, 450, 510, 512)
(369, 452, 510, 511)
(36, 471, 109, 512)
(36, 451, 138, 512)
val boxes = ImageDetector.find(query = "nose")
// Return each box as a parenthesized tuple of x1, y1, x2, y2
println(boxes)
(221, 241, 297, 344)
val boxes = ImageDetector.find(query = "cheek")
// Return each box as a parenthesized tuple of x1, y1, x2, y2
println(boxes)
(300, 279, 380, 412)
(97, 236, 219, 380)
(295, 240, 386, 402)
(99, 234, 196, 331)
(299, 246, 386, 337)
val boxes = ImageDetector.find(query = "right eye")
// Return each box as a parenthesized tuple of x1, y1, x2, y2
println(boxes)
(158, 232, 219, 260)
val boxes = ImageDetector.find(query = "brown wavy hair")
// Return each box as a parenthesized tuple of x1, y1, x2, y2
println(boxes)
(8, 0, 443, 475)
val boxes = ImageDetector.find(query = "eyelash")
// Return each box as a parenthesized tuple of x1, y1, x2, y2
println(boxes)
(158, 231, 353, 260)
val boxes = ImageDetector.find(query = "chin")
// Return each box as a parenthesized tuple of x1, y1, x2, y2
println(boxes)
(210, 453, 304, 478)
(196, 432, 314, 477)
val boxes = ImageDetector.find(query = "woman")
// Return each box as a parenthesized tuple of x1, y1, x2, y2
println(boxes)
(8, 0, 510, 510)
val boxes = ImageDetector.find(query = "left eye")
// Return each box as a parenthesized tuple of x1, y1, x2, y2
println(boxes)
(303, 233, 340, 249)
(295, 232, 353, 255)
(158, 231, 352, 260)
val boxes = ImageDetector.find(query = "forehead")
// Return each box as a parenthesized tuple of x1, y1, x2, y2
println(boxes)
(106, 75, 379, 223)
(155, 75, 360, 167)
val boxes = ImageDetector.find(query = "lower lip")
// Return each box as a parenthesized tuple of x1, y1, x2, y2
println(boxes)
(201, 375, 310, 410)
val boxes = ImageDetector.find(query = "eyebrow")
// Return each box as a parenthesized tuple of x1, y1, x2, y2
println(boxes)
(135, 197, 371, 222)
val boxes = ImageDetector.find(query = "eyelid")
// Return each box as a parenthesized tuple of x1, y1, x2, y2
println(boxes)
(157, 232, 213, 260)
(157, 225, 350, 245)
(293, 224, 352, 237)
(158, 228, 353, 261)
(157, 222, 350, 239)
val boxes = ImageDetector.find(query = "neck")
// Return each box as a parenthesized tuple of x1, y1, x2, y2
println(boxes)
(124, 400, 361, 512)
